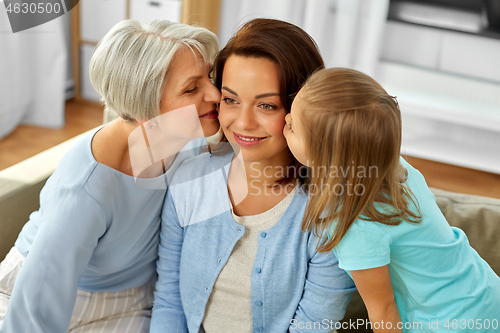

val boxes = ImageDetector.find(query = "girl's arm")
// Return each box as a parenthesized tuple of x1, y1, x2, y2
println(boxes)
(150, 190, 188, 333)
(351, 265, 402, 333)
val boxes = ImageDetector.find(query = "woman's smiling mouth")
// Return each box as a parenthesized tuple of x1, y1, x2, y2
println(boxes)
(233, 132, 267, 146)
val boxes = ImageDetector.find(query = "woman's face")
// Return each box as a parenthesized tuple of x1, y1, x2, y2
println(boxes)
(160, 48, 221, 137)
(219, 55, 291, 165)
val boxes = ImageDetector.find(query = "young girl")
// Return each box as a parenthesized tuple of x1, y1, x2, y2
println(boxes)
(283, 67, 500, 333)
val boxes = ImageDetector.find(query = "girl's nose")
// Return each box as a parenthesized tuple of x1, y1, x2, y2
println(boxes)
(284, 113, 291, 125)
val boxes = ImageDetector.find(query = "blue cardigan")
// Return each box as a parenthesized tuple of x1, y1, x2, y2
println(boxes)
(151, 144, 355, 333)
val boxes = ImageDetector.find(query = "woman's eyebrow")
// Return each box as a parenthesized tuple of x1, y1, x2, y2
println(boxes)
(222, 86, 238, 96)
(255, 92, 279, 99)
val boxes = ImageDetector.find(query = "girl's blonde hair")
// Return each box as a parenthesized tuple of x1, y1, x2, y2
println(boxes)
(299, 68, 421, 252)
(89, 19, 219, 121)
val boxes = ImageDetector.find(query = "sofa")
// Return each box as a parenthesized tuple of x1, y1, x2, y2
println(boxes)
(0, 108, 117, 259)
(1, 128, 499, 332)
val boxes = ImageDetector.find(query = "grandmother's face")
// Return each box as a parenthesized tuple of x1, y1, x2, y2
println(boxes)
(160, 48, 221, 137)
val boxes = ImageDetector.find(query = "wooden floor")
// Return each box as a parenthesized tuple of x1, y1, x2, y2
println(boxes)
(1, 99, 499, 199)
(402, 155, 500, 200)
(0, 100, 104, 170)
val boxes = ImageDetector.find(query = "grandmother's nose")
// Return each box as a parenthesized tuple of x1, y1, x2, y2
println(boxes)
(205, 83, 221, 103)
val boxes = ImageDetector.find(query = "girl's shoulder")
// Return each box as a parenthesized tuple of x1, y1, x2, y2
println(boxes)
(399, 156, 438, 207)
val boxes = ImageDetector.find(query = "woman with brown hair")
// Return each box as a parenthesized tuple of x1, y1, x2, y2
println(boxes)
(151, 18, 355, 333)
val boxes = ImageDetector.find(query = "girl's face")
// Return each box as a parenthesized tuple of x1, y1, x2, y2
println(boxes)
(160, 48, 221, 137)
(284, 90, 310, 166)
(219, 55, 291, 165)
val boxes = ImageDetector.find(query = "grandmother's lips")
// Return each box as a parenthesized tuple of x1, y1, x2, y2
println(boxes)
(199, 109, 218, 119)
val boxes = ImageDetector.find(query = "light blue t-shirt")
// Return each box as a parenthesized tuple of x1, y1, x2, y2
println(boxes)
(334, 158, 500, 332)
(1, 126, 205, 333)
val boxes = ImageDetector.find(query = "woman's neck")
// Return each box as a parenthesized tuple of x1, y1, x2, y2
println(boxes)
(227, 148, 296, 215)
(93, 118, 194, 178)
(233, 148, 293, 185)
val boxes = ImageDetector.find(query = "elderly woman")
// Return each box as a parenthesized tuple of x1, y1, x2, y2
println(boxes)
(0, 20, 220, 332)
(151, 18, 355, 333)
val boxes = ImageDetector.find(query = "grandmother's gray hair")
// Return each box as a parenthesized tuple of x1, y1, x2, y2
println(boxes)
(89, 19, 219, 121)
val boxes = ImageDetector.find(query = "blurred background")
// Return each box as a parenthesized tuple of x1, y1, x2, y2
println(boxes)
(1, 0, 499, 197)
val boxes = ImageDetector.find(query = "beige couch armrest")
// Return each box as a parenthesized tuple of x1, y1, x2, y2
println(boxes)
(431, 188, 500, 275)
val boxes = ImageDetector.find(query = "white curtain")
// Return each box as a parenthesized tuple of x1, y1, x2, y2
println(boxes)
(0, 1, 67, 139)
(218, 0, 389, 76)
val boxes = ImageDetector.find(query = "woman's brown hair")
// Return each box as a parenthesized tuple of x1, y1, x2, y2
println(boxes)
(214, 18, 324, 185)
(299, 68, 421, 252)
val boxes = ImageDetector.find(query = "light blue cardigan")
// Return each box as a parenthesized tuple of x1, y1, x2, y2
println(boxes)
(1, 128, 205, 333)
(151, 144, 355, 333)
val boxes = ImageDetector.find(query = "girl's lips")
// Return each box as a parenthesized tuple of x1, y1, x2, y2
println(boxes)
(199, 109, 218, 119)
(232, 132, 267, 147)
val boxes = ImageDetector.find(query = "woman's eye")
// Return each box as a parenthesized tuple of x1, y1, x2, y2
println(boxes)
(259, 103, 276, 110)
(223, 97, 237, 104)
(185, 87, 198, 94)
(208, 73, 214, 84)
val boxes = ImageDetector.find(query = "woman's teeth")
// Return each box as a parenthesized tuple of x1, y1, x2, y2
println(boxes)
(238, 135, 261, 141)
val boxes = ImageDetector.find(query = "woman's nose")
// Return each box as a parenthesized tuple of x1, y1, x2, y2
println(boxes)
(235, 106, 257, 129)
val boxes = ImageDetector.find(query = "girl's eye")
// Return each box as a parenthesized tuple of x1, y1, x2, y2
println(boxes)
(223, 97, 237, 104)
(259, 103, 277, 110)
